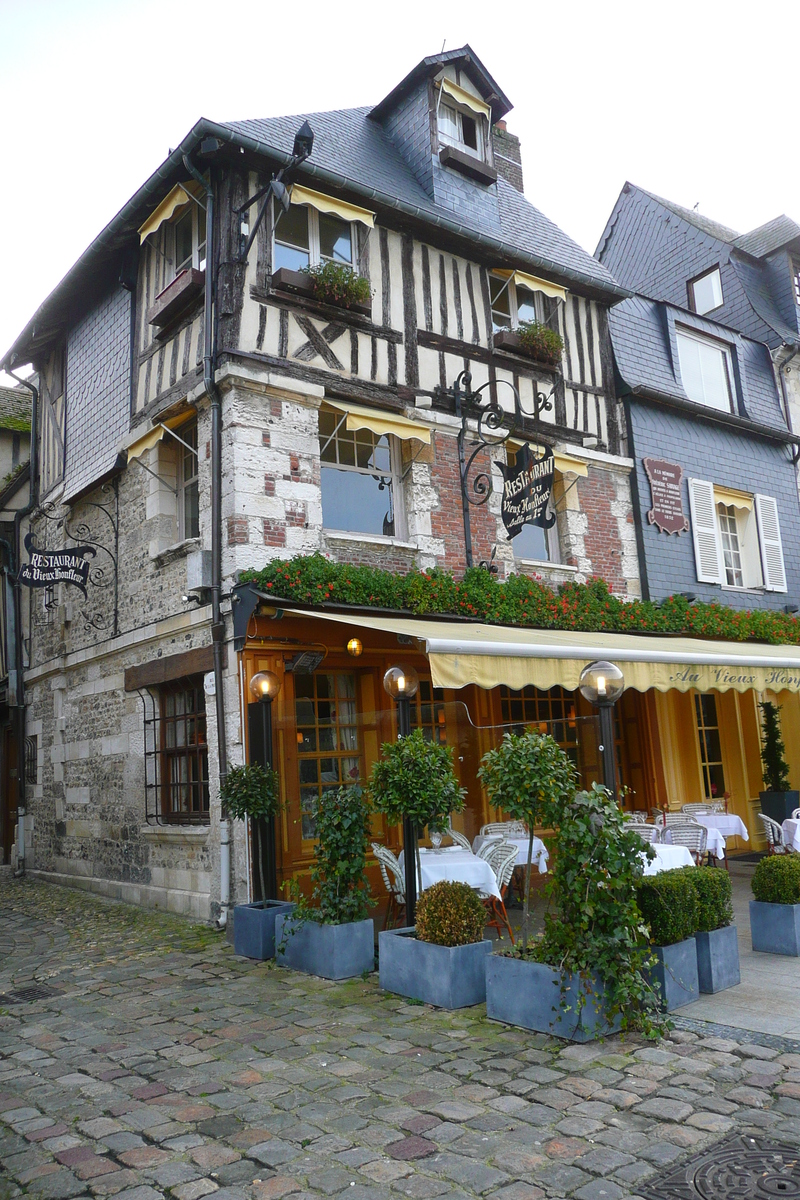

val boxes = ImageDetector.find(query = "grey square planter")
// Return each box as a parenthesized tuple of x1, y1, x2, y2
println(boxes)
(750, 899, 800, 956)
(275, 913, 375, 979)
(485, 954, 621, 1042)
(695, 925, 740, 993)
(233, 900, 294, 960)
(379, 927, 492, 1009)
(650, 937, 699, 1010)
(759, 790, 799, 824)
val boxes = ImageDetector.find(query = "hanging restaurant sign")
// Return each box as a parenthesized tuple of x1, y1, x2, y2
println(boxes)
(18, 533, 96, 597)
(498, 443, 556, 539)
(643, 458, 689, 535)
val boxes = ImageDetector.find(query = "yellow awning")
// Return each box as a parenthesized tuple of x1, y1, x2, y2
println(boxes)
(267, 608, 800, 696)
(715, 485, 753, 512)
(125, 412, 196, 461)
(138, 183, 201, 243)
(323, 400, 431, 444)
(290, 185, 375, 229)
(494, 269, 567, 304)
(439, 78, 491, 120)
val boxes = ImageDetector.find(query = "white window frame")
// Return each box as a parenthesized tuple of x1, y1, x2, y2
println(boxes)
(437, 100, 487, 161)
(688, 267, 723, 315)
(272, 201, 357, 272)
(168, 202, 206, 283)
(489, 273, 547, 332)
(688, 478, 786, 592)
(676, 327, 735, 413)
(792, 259, 800, 308)
(318, 409, 405, 541)
(177, 418, 200, 542)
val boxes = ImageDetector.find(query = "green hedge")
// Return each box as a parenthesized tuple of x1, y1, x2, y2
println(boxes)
(687, 867, 733, 932)
(752, 854, 800, 905)
(239, 554, 800, 645)
(635, 869, 698, 946)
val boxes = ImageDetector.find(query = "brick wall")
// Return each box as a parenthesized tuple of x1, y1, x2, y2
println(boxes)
(429, 431, 497, 573)
(492, 123, 523, 193)
(580, 467, 630, 594)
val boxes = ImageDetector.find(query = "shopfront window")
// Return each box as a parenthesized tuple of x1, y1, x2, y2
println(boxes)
(295, 672, 361, 840)
(695, 692, 726, 800)
(410, 679, 447, 744)
(499, 685, 579, 774)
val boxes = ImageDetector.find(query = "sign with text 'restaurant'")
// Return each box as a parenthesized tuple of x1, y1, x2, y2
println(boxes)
(643, 458, 690, 535)
(498, 443, 556, 539)
(18, 533, 96, 597)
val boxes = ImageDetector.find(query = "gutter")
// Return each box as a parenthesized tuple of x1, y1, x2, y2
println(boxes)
(181, 153, 230, 929)
(3, 368, 39, 877)
(626, 384, 800, 446)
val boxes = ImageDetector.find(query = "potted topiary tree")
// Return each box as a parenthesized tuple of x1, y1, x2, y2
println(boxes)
(635, 868, 700, 1010)
(224, 763, 293, 960)
(750, 854, 800, 955)
(275, 784, 375, 979)
(758, 701, 798, 823)
(368, 728, 466, 897)
(486, 782, 665, 1040)
(686, 867, 739, 993)
(379, 881, 492, 1008)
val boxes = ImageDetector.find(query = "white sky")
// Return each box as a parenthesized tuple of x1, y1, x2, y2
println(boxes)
(2, 0, 799, 383)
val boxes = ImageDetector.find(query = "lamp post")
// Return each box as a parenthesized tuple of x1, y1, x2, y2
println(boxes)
(248, 670, 282, 899)
(383, 664, 420, 924)
(578, 661, 625, 802)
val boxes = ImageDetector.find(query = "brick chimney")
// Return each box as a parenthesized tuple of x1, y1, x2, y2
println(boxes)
(492, 121, 523, 193)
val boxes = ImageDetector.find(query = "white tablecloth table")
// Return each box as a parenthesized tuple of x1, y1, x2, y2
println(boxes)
(641, 845, 696, 876)
(695, 813, 749, 843)
(398, 847, 502, 900)
(782, 819, 800, 852)
(472, 834, 549, 873)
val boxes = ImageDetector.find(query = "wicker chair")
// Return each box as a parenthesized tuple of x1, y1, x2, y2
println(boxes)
(758, 813, 791, 855)
(371, 843, 406, 929)
(668, 823, 708, 865)
(480, 840, 517, 944)
(625, 812, 650, 824)
(633, 824, 662, 844)
(475, 836, 503, 861)
(657, 812, 701, 828)
(446, 828, 472, 851)
(791, 808, 800, 821)
(681, 803, 712, 815)
(480, 820, 527, 838)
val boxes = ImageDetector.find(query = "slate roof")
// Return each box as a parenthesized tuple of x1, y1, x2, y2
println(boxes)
(609, 295, 788, 434)
(225, 107, 620, 294)
(734, 215, 800, 259)
(0, 386, 31, 431)
(368, 44, 512, 122)
(638, 188, 740, 243)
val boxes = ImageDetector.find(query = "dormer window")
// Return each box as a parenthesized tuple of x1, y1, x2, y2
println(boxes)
(273, 203, 355, 273)
(438, 102, 485, 160)
(793, 259, 800, 307)
(688, 267, 723, 316)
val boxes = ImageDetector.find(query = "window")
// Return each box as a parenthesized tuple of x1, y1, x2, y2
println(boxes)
(178, 419, 199, 541)
(688, 267, 723, 315)
(410, 679, 447, 744)
(295, 672, 360, 840)
(159, 679, 209, 822)
(688, 480, 787, 592)
(695, 693, 726, 801)
(793, 260, 800, 307)
(318, 406, 402, 537)
(169, 201, 206, 282)
(273, 203, 355, 273)
(500, 685, 579, 775)
(676, 328, 734, 412)
(505, 444, 559, 564)
(489, 275, 544, 332)
(437, 101, 485, 160)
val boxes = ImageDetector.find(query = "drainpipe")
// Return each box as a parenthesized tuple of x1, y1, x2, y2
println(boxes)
(4, 367, 39, 877)
(182, 154, 230, 927)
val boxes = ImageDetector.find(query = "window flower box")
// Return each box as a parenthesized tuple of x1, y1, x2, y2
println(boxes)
(439, 145, 497, 185)
(271, 266, 372, 318)
(493, 328, 562, 369)
(148, 268, 204, 328)
(275, 912, 375, 979)
(379, 926, 492, 1009)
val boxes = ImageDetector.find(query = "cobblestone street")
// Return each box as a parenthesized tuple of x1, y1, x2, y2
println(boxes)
(2, 877, 800, 1200)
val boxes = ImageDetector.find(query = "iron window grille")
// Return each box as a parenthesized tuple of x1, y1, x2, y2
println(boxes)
(24, 736, 38, 785)
(138, 675, 210, 824)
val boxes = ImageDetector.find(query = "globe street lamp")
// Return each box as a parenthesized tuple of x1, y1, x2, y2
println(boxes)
(248, 670, 282, 898)
(578, 661, 625, 802)
(383, 665, 420, 923)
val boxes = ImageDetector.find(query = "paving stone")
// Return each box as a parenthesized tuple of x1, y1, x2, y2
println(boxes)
(573, 1180, 625, 1200)
(634, 1098, 692, 1122)
(172, 1183, 219, 1200)
(384, 1135, 436, 1159)
(578, 1147, 636, 1176)
(485, 1186, 545, 1200)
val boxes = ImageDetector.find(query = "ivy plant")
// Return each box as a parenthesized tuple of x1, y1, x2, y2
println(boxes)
(368, 728, 466, 893)
(304, 262, 372, 310)
(292, 785, 374, 925)
(220, 763, 281, 907)
(535, 782, 665, 1038)
(759, 701, 791, 792)
(477, 730, 577, 952)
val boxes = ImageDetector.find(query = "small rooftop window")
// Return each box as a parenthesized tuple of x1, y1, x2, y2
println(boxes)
(688, 267, 723, 315)
(792, 259, 800, 307)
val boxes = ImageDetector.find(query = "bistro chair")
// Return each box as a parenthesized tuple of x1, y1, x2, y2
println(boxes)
(446, 827, 472, 851)
(658, 812, 701, 828)
(791, 808, 800, 821)
(681, 803, 712, 815)
(758, 814, 791, 855)
(668, 823, 708, 865)
(480, 820, 527, 838)
(480, 840, 517, 944)
(624, 812, 650, 824)
(475, 836, 504, 862)
(633, 824, 662, 844)
(371, 843, 406, 929)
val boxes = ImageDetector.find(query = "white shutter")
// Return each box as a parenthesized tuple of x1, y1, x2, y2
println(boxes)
(688, 478, 724, 584)
(755, 494, 788, 592)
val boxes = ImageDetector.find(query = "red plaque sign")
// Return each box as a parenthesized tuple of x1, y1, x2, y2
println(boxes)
(643, 458, 689, 535)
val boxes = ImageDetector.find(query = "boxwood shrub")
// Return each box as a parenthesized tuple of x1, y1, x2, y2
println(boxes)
(752, 854, 800, 905)
(415, 881, 486, 947)
(635, 868, 698, 946)
(688, 867, 733, 932)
